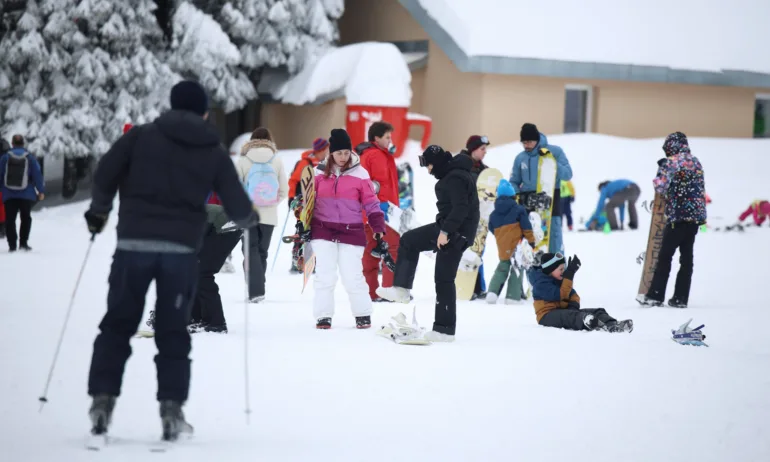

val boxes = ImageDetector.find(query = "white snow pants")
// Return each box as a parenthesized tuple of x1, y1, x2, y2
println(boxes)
(312, 239, 373, 320)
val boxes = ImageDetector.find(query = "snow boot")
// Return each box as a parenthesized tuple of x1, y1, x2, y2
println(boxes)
(635, 295, 663, 307)
(598, 319, 633, 333)
(316, 317, 332, 329)
(667, 297, 687, 308)
(204, 324, 228, 334)
(159, 400, 193, 442)
(583, 314, 598, 330)
(355, 316, 371, 329)
(486, 293, 499, 304)
(89, 394, 116, 436)
(376, 286, 412, 304)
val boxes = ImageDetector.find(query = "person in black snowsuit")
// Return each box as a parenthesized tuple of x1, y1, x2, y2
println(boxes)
(459, 134, 490, 300)
(376, 146, 480, 342)
(83, 81, 257, 441)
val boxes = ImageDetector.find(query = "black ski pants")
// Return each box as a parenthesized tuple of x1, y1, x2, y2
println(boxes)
(393, 223, 466, 335)
(88, 250, 198, 402)
(539, 307, 616, 331)
(191, 228, 243, 326)
(646, 222, 698, 304)
(605, 183, 641, 230)
(4, 198, 33, 249)
(245, 224, 274, 298)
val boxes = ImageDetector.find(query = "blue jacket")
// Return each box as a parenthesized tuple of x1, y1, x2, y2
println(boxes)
(585, 211, 608, 230)
(0, 148, 45, 202)
(489, 195, 535, 259)
(509, 133, 573, 192)
(593, 179, 633, 224)
(527, 267, 580, 322)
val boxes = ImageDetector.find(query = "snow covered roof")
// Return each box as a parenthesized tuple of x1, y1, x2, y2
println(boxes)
(400, 0, 770, 87)
(258, 42, 412, 106)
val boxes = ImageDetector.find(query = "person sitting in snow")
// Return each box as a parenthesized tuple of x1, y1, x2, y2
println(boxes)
(528, 252, 633, 333)
(486, 179, 536, 304)
(738, 199, 770, 227)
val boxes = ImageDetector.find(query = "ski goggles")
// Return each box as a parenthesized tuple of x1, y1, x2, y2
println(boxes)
(479, 135, 489, 144)
(418, 155, 428, 167)
(542, 252, 564, 268)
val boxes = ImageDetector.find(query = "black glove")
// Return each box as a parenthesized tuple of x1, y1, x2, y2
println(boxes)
(657, 158, 667, 167)
(84, 210, 108, 235)
(562, 254, 581, 280)
(529, 241, 536, 249)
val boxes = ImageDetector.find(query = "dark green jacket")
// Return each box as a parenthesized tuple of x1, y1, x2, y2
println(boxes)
(205, 204, 239, 234)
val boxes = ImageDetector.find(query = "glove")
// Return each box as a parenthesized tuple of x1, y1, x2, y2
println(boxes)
(562, 254, 581, 280)
(657, 158, 667, 167)
(84, 210, 108, 235)
(529, 241, 536, 249)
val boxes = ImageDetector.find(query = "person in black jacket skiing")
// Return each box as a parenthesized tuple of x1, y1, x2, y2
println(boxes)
(376, 145, 480, 342)
(83, 80, 257, 442)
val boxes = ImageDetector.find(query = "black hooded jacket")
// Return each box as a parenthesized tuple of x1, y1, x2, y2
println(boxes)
(433, 154, 480, 240)
(90, 110, 255, 250)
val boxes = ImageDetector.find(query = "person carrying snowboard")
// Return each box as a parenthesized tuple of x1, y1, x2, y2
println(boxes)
(376, 145, 480, 342)
(637, 132, 706, 308)
(529, 252, 632, 332)
(311, 129, 386, 329)
(83, 80, 257, 442)
(356, 121, 400, 302)
(487, 179, 536, 304)
(460, 134, 491, 300)
(510, 123, 573, 253)
(286, 137, 329, 273)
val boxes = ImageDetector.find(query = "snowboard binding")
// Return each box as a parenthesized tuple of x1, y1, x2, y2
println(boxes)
(672, 318, 708, 347)
(517, 191, 552, 212)
(371, 236, 396, 271)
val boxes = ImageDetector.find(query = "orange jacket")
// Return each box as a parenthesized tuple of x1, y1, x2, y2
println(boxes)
(288, 150, 321, 199)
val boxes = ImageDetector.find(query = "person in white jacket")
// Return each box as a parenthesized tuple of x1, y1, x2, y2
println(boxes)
(236, 127, 288, 302)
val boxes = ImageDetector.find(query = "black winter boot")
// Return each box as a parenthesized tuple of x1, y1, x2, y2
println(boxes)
(316, 317, 331, 329)
(667, 297, 687, 308)
(89, 394, 116, 435)
(159, 400, 193, 442)
(356, 316, 371, 329)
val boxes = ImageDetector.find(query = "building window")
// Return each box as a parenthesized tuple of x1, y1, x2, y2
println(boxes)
(564, 85, 593, 133)
(754, 94, 770, 138)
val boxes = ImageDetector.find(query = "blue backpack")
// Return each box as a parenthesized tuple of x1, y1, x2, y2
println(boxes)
(245, 155, 280, 207)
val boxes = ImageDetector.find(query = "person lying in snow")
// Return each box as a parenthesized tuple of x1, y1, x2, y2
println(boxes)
(738, 200, 770, 227)
(528, 252, 632, 333)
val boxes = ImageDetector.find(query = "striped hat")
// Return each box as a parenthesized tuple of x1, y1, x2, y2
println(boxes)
(313, 137, 329, 152)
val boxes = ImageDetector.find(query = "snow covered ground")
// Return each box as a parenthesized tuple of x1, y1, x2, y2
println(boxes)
(2, 135, 769, 461)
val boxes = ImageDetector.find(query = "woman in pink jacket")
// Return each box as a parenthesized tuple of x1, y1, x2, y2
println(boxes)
(311, 129, 386, 329)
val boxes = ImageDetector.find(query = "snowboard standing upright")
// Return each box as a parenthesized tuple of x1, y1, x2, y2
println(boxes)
(299, 164, 316, 292)
(533, 149, 558, 252)
(637, 193, 666, 298)
(455, 168, 503, 300)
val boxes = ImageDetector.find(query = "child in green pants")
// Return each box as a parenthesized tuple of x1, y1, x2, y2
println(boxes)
(487, 179, 536, 304)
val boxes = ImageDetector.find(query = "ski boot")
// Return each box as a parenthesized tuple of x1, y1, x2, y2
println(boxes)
(355, 316, 371, 329)
(159, 400, 193, 442)
(89, 394, 116, 436)
(316, 317, 332, 329)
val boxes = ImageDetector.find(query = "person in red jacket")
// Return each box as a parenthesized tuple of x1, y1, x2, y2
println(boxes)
(738, 199, 770, 226)
(356, 121, 400, 301)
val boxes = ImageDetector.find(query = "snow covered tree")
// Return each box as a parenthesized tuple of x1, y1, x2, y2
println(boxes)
(166, 1, 256, 113)
(67, 0, 181, 153)
(1, 0, 94, 158)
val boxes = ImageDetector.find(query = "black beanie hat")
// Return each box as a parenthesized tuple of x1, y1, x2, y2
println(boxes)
(541, 252, 566, 275)
(520, 123, 540, 142)
(170, 80, 209, 116)
(421, 145, 451, 169)
(329, 128, 352, 153)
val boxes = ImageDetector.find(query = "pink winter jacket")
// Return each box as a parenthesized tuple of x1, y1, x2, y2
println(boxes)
(311, 154, 385, 247)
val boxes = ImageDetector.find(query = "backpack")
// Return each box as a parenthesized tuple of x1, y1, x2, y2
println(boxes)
(245, 155, 280, 207)
(4, 152, 29, 190)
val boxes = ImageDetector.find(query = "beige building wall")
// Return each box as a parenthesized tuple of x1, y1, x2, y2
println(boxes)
(407, 67, 428, 141)
(421, 41, 483, 152)
(593, 81, 756, 138)
(338, 0, 428, 44)
(260, 99, 347, 150)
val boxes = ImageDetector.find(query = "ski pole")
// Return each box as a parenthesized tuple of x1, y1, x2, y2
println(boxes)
(271, 207, 292, 273)
(242, 227, 252, 425)
(38, 233, 96, 411)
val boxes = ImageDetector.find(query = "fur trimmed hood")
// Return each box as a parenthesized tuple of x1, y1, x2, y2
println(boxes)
(241, 138, 277, 163)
